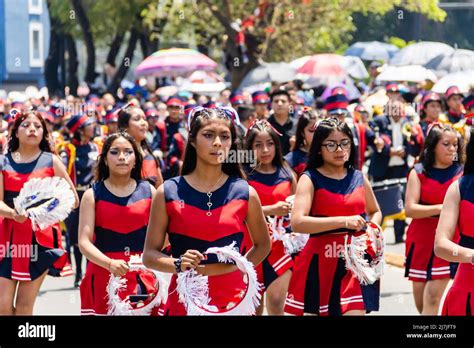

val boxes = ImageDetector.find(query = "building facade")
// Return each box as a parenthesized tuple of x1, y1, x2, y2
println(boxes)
(0, 0, 50, 91)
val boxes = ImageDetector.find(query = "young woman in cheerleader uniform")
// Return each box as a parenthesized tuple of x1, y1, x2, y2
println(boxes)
(405, 124, 463, 315)
(0, 110, 78, 315)
(244, 120, 296, 315)
(117, 103, 164, 188)
(78, 132, 160, 316)
(143, 107, 271, 316)
(435, 127, 474, 315)
(284, 118, 382, 316)
(284, 107, 318, 177)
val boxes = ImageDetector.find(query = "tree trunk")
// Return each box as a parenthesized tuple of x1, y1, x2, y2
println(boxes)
(201, 0, 261, 89)
(65, 34, 79, 96)
(44, 0, 62, 97)
(106, 32, 125, 66)
(104, 32, 125, 85)
(70, 0, 96, 86)
(107, 28, 140, 96)
(139, 30, 151, 58)
(227, 31, 260, 89)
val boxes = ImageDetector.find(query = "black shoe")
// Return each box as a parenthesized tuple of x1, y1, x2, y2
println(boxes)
(74, 274, 82, 288)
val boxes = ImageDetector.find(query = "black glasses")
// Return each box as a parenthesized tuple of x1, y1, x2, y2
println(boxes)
(321, 139, 351, 152)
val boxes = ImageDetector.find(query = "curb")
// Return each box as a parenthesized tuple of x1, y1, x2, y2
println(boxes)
(385, 251, 404, 268)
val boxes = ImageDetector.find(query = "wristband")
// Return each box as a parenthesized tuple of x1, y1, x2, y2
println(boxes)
(174, 256, 183, 274)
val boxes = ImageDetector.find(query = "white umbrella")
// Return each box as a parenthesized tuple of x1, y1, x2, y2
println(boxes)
(345, 41, 399, 62)
(390, 41, 454, 66)
(239, 62, 296, 88)
(341, 56, 369, 80)
(424, 49, 474, 77)
(375, 65, 438, 83)
(432, 70, 474, 94)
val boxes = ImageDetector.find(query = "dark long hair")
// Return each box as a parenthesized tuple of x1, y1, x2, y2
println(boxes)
(181, 108, 244, 178)
(463, 128, 474, 176)
(294, 108, 319, 151)
(95, 131, 143, 182)
(8, 110, 53, 153)
(244, 120, 285, 169)
(118, 105, 160, 168)
(419, 124, 463, 174)
(306, 117, 356, 169)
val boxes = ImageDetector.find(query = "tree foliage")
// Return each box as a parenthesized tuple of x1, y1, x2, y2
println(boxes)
(47, 0, 448, 91)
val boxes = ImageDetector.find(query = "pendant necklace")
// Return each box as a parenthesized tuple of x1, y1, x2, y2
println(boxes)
(201, 173, 225, 217)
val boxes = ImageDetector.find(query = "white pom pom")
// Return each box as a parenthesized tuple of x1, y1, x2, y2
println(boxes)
(13, 177, 76, 231)
(342, 222, 385, 285)
(107, 254, 168, 316)
(177, 243, 262, 316)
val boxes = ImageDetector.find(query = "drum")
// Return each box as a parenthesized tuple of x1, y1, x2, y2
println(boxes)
(372, 178, 406, 218)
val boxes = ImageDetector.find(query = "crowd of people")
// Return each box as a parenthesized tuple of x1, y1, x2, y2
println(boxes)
(0, 77, 473, 316)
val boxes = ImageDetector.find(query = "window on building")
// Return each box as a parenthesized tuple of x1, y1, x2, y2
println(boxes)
(29, 23, 44, 67)
(28, 0, 43, 14)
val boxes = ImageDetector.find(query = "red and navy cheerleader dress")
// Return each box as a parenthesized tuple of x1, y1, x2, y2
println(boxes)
(246, 166, 294, 290)
(0, 152, 72, 281)
(79, 180, 162, 315)
(441, 174, 474, 315)
(405, 163, 462, 282)
(284, 148, 308, 177)
(284, 168, 379, 316)
(163, 175, 250, 316)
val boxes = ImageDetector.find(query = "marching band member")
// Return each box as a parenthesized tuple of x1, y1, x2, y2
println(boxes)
(285, 118, 382, 316)
(78, 132, 159, 316)
(143, 107, 270, 316)
(440, 86, 468, 138)
(368, 100, 422, 243)
(61, 114, 102, 287)
(103, 108, 119, 136)
(435, 127, 474, 315)
(244, 120, 297, 315)
(419, 92, 442, 138)
(164, 97, 186, 152)
(117, 104, 164, 188)
(405, 124, 463, 315)
(268, 89, 297, 156)
(252, 91, 270, 120)
(0, 110, 78, 315)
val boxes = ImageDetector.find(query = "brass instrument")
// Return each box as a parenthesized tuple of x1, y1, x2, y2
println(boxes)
(402, 121, 413, 141)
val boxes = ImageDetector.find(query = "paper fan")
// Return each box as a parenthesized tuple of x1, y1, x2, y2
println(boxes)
(107, 254, 168, 316)
(13, 176, 76, 231)
(176, 242, 262, 316)
(343, 222, 385, 285)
